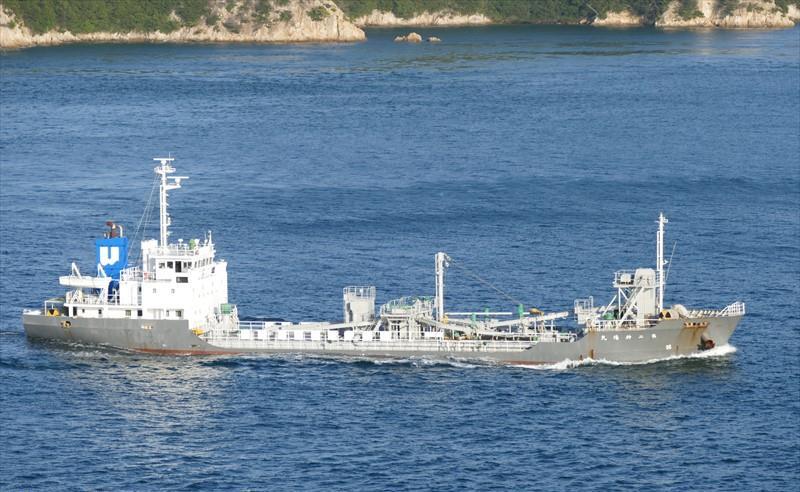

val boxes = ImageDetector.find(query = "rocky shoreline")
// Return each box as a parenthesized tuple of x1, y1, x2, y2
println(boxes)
(0, 0, 365, 50)
(1, 0, 798, 50)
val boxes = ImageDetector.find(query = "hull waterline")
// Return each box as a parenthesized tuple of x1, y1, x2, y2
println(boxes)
(23, 313, 741, 364)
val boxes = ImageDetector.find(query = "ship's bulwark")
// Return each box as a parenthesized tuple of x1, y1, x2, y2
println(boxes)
(23, 314, 741, 364)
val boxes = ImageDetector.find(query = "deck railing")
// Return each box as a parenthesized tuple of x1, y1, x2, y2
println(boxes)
(689, 301, 746, 318)
(204, 329, 576, 352)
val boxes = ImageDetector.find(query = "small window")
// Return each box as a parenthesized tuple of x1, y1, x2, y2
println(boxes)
(98, 309, 103, 317)
(176, 310, 182, 318)
(72, 307, 77, 316)
(153, 288, 157, 294)
(175, 262, 182, 273)
(304, 331, 312, 341)
(171, 289, 175, 294)
(159, 262, 165, 269)
(125, 310, 131, 317)
(176, 277, 188, 283)
(137, 286, 142, 292)
(81, 308, 85, 314)
(167, 261, 174, 268)
(288, 332, 295, 340)
(137, 309, 143, 317)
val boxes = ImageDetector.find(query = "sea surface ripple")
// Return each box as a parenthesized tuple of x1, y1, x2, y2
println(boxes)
(1, 26, 798, 491)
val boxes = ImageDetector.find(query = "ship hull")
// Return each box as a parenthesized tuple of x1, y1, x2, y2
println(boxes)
(22, 314, 232, 355)
(23, 314, 741, 364)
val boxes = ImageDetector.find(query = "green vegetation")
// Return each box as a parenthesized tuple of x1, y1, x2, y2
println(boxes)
(774, 0, 800, 13)
(307, 6, 329, 21)
(677, 0, 704, 19)
(253, 0, 272, 23)
(3, 0, 799, 34)
(717, 0, 741, 15)
(335, 0, 678, 24)
(1, 0, 211, 34)
(335, 0, 800, 23)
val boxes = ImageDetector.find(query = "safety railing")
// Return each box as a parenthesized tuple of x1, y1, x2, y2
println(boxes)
(204, 332, 577, 352)
(689, 301, 746, 318)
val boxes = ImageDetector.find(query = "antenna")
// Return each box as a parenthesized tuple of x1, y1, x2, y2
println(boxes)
(656, 212, 669, 312)
(153, 157, 188, 247)
(665, 240, 677, 283)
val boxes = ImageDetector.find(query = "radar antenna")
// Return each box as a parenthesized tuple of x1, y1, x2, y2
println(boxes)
(154, 157, 188, 247)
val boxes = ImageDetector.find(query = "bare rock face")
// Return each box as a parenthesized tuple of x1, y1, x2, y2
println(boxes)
(394, 32, 422, 43)
(592, 10, 646, 26)
(354, 9, 491, 27)
(593, 0, 797, 28)
(0, 0, 366, 50)
(655, 0, 796, 28)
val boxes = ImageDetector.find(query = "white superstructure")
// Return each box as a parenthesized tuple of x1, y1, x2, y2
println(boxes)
(55, 158, 232, 333)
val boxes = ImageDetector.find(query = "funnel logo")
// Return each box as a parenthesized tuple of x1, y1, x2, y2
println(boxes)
(99, 246, 120, 266)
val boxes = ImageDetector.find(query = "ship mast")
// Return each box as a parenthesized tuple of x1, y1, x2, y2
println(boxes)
(656, 212, 668, 313)
(154, 157, 187, 247)
(435, 252, 450, 322)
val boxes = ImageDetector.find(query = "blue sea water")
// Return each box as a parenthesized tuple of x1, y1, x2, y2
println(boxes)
(1, 26, 799, 490)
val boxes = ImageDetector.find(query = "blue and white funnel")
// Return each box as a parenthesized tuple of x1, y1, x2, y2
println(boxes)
(95, 222, 128, 280)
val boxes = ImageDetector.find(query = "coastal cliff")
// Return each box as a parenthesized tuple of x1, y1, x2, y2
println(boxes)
(655, 0, 799, 27)
(352, 9, 491, 27)
(1, 0, 798, 50)
(339, 0, 800, 29)
(0, 0, 365, 50)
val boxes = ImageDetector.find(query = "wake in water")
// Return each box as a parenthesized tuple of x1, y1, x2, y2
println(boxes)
(287, 353, 492, 369)
(519, 344, 738, 371)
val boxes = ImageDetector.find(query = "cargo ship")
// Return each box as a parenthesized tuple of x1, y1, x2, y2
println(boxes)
(23, 157, 745, 364)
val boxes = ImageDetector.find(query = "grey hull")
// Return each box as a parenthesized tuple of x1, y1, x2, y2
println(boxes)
(23, 314, 741, 364)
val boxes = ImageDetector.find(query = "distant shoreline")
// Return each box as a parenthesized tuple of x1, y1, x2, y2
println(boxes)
(2, 0, 798, 51)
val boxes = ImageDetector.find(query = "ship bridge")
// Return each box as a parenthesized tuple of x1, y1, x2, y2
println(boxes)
(52, 157, 230, 332)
